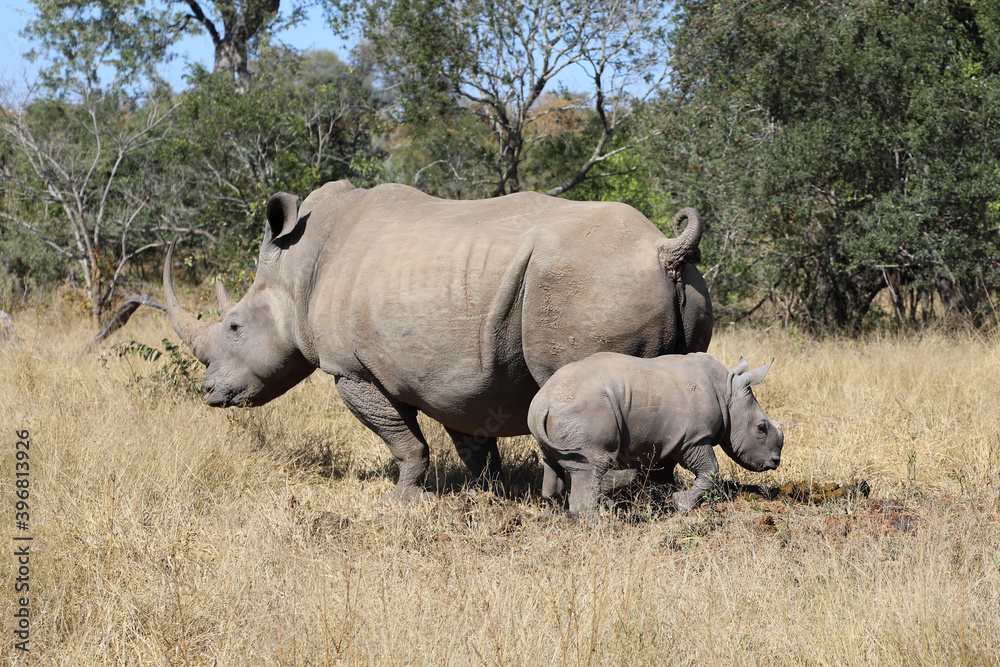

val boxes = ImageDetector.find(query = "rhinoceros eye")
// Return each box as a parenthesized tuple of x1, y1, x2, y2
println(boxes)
(757, 422, 768, 436)
(229, 321, 241, 334)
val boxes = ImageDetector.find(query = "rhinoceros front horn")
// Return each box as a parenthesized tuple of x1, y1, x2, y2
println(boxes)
(163, 241, 214, 365)
(658, 208, 704, 269)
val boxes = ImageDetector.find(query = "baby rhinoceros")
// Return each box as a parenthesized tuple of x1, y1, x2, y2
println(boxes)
(528, 352, 783, 518)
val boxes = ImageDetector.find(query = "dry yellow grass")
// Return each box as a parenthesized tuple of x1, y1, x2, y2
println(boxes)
(1, 304, 999, 665)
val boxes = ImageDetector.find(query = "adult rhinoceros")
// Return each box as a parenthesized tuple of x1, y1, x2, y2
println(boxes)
(163, 180, 712, 500)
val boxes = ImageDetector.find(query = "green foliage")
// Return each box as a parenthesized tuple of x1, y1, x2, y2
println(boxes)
(1, 81, 183, 324)
(21, 0, 306, 89)
(23, 0, 184, 89)
(657, 0, 1000, 331)
(166, 47, 387, 282)
(336, 0, 669, 197)
(111, 337, 202, 396)
(532, 109, 667, 221)
(0, 218, 68, 311)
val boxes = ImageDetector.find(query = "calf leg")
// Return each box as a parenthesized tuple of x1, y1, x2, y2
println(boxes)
(539, 447, 567, 514)
(600, 469, 639, 495)
(672, 439, 719, 512)
(445, 427, 509, 494)
(600, 462, 676, 495)
(566, 454, 615, 522)
(335, 376, 434, 502)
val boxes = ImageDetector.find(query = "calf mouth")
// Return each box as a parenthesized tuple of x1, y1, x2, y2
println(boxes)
(745, 454, 781, 472)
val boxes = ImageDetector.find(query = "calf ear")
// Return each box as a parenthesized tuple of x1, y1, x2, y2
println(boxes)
(739, 358, 774, 388)
(730, 357, 750, 375)
(265, 192, 300, 242)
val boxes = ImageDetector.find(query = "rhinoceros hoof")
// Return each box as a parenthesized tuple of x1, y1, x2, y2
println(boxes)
(566, 507, 602, 527)
(542, 503, 562, 519)
(672, 489, 701, 513)
(380, 487, 437, 504)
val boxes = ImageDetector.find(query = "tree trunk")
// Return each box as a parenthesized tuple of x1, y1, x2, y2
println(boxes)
(90, 295, 103, 329)
(214, 36, 250, 87)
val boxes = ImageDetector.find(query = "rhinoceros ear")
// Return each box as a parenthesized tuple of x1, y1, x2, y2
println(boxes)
(730, 357, 750, 376)
(737, 358, 774, 389)
(265, 192, 300, 242)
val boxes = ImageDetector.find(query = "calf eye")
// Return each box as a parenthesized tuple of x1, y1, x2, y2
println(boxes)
(757, 422, 768, 435)
(229, 322, 241, 333)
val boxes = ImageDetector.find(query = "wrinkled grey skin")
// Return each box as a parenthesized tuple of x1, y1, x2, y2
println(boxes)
(164, 180, 712, 500)
(528, 352, 783, 519)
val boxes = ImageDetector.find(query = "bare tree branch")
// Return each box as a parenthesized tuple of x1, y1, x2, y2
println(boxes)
(0, 210, 82, 260)
(84, 294, 167, 350)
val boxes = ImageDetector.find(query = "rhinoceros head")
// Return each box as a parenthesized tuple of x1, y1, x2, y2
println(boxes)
(721, 357, 784, 472)
(163, 193, 315, 407)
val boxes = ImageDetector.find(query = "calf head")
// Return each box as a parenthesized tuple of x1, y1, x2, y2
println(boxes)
(721, 357, 783, 472)
(163, 193, 314, 407)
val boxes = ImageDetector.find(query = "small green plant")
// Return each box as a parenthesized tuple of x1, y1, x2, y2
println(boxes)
(153, 338, 201, 394)
(111, 338, 202, 397)
(116, 339, 162, 362)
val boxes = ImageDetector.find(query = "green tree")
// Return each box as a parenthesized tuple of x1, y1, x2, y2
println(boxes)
(22, 0, 304, 88)
(332, 0, 668, 197)
(657, 0, 1000, 331)
(0, 82, 187, 326)
(171, 47, 386, 282)
(529, 98, 664, 219)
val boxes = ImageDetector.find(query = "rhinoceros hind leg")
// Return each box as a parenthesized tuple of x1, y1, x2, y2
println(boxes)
(600, 469, 639, 495)
(445, 427, 510, 495)
(566, 456, 614, 523)
(335, 376, 434, 502)
(540, 448, 567, 514)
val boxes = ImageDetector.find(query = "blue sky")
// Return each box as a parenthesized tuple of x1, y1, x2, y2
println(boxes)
(0, 0, 606, 98)
(0, 0, 350, 93)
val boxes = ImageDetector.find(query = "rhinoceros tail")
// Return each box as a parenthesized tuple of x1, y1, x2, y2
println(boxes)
(657, 208, 703, 306)
(658, 208, 703, 270)
(527, 395, 553, 449)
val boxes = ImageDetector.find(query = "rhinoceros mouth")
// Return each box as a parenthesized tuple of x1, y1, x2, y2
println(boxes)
(204, 386, 250, 408)
(204, 379, 267, 407)
(760, 455, 781, 471)
(203, 390, 231, 407)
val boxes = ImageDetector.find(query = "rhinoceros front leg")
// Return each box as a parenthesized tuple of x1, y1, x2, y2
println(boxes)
(445, 427, 510, 495)
(672, 439, 720, 512)
(335, 376, 434, 502)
